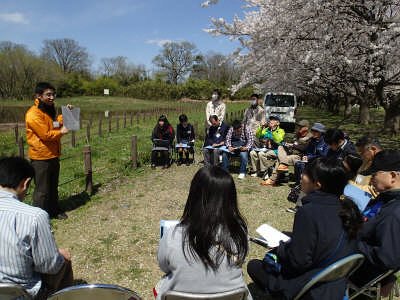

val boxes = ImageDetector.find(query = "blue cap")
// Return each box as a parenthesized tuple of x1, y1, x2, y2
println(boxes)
(311, 123, 325, 133)
(269, 115, 280, 122)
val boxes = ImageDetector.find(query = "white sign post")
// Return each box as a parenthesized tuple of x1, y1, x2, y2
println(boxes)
(104, 89, 109, 95)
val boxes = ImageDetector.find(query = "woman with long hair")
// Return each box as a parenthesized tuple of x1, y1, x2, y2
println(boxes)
(155, 166, 251, 299)
(151, 115, 174, 169)
(247, 157, 363, 300)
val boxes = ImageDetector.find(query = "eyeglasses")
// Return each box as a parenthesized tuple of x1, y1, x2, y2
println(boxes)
(42, 92, 56, 98)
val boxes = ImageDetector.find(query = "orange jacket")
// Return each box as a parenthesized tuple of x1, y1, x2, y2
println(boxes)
(25, 99, 64, 160)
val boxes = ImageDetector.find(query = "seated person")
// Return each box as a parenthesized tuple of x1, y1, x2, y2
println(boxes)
(325, 128, 357, 161)
(155, 167, 252, 299)
(350, 150, 400, 289)
(0, 157, 73, 299)
(151, 115, 175, 169)
(247, 157, 363, 300)
(266, 119, 312, 185)
(222, 120, 254, 179)
(294, 122, 329, 184)
(249, 116, 285, 182)
(176, 114, 195, 166)
(203, 115, 229, 167)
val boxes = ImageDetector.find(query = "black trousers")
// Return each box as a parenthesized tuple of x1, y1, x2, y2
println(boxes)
(31, 158, 61, 218)
(151, 150, 169, 165)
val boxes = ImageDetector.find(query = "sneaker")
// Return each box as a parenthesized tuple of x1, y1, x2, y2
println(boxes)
(262, 171, 270, 180)
(238, 173, 246, 179)
(286, 207, 298, 213)
(250, 172, 258, 177)
(151, 164, 156, 169)
(261, 179, 276, 186)
(277, 164, 289, 171)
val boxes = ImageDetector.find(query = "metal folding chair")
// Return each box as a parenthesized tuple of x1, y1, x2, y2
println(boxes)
(47, 283, 142, 300)
(0, 282, 32, 300)
(294, 253, 365, 300)
(161, 287, 248, 300)
(348, 269, 400, 300)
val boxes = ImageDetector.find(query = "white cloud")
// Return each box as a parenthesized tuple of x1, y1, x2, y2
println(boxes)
(146, 39, 171, 47)
(0, 12, 29, 24)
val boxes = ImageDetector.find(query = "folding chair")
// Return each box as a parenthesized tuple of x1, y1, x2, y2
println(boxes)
(294, 253, 365, 300)
(161, 287, 248, 300)
(152, 139, 174, 166)
(347, 269, 400, 300)
(0, 283, 32, 300)
(47, 283, 142, 300)
(175, 143, 195, 164)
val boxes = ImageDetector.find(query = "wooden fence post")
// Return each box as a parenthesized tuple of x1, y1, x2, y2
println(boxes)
(18, 136, 24, 158)
(108, 117, 112, 133)
(14, 124, 19, 144)
(89, 114, 93, 126)
(123, 113, 127, 128)
(194, 121, 198, 137)
(225, 113, 228, 123)
(98, 119, 102, 137)
(84, 145, 93, 194)
(116, 118, 119, 132)
(131, 135, 137, 169)
(71, 131, 76, 148)
(130, 112, 133, 126)
(86, 123, 90, 141)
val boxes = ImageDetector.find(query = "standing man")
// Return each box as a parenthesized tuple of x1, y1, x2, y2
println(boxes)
(243, 93, 265, 147)
(206, 89, 226, 127)
(0, 157, 73, 299)
(25, 82, 71, 219)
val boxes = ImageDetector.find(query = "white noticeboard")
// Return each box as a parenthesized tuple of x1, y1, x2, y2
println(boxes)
(61, 106, 80, 131)
(104, 89, 110, 95)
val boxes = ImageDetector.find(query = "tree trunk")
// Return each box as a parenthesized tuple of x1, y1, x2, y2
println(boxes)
(383, 95, 400, 135)
(344, 95, 352, 118)
(359, 102, 370, 125)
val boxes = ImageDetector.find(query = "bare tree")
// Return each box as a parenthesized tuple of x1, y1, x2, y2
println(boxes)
(100, 56, 147, 85)
(152, 41, 198, 84)
(41, 38, 90, 73)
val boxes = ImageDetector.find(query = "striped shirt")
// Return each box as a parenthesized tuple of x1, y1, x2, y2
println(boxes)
(0, 190, 64, 296)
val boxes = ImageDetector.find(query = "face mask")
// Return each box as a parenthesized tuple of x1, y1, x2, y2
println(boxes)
(212, 94, 218, 101)
(250, 100, 257, 105)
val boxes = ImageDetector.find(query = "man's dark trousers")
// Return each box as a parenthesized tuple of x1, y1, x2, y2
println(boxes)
(31, 157, 61, 218)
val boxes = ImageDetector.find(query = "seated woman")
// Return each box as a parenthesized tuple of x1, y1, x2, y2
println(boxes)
(151, 115, 174, 169)
(155, 167, 252, 299)
(176, 114, 195, 166)
(247, 157, 363, 300)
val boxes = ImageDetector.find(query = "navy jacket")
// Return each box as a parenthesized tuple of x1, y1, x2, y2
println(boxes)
(266, 191, 358, 300)
(176, 123, 195, 143)
(205, 122, 229, 146)
(327, 139, 357, 161)
(351, 189, 400, 285)
(304, 136, 329, 160)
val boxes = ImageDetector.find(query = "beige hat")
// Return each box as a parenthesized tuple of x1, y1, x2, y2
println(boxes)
(296, 119, 310, 127)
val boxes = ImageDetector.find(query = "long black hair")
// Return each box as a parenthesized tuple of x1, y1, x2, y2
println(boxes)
(180, 166, 248, 270)
(304, 157, 363, 238)
(154, 115, 171, 137)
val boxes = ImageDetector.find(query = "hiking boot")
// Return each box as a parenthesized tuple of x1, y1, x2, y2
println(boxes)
(277, 164, 289, 171)
(261, 179, 276, 186)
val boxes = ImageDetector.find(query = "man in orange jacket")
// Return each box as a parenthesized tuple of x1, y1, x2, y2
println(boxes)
(25, 82, 71, 219)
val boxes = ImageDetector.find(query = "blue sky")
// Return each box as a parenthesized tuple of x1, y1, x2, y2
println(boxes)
(0, 0, 246, 71)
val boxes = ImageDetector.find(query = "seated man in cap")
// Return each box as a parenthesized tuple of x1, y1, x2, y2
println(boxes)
(262, 119, 312, 186)
(350, 150, 400, 291)
(249, 116, 285, 182)
(0, 157, 73, 299)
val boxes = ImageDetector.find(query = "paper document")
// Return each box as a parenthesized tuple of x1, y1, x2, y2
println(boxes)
(344, 183, 372, 212)
(256, 224, 291, 248)
(62, 106, 80, 130)
(203, 145, 230, 152)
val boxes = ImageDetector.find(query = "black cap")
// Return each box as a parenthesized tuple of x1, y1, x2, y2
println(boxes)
(269, 115, 280, 122)
(362, 149, 400, 175)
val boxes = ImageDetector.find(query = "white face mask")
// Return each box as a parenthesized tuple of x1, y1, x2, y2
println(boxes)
(212, 94, 218, 101)
(250, 100, 257, 105)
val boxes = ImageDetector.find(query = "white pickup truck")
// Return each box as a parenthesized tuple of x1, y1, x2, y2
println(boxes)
(263, 92, 297, 132)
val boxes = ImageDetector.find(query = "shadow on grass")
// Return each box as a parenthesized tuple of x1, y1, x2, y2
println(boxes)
(60, 184, 102, 212)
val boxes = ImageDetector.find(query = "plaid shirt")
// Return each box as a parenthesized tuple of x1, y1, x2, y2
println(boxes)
(225, 126, 254, 150)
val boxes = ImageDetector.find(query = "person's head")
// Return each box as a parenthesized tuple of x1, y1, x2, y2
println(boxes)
(158, 115, 169, 128)
(295, 119, 310, 134)
(209, 115, 220, 127)
(179, 114, 188, 127)
(310, 123, 325, 140)
(0, 157, 34, 201)
(250, 93, 259, 106)
(355, 136, 382, 163)
(343, 153, 363, 180)
(269, 116, 280, 129)
(212, 89, 221, 101)
(35, 82, 56, 106)
(364, 150, 400, 192)
(232, 120, 243, 134)
(180, 167, 248, 270)
(324, 128, 345, 151)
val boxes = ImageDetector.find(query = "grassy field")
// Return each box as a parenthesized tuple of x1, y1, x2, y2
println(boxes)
(1, 98, 399, 299)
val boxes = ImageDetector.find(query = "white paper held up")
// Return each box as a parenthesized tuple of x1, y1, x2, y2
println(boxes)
(256, 224, 291, 248)
(62, 106, 80, 131)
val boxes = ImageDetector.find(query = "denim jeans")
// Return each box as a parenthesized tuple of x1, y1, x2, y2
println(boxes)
(222, 150, 249, 174)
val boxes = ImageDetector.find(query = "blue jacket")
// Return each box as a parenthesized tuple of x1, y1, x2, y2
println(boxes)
(206, 122, 229, 146)
(326, 139, 356, 161)
(305, 136, 329, 160)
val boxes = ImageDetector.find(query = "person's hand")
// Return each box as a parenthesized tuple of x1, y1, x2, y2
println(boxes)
(261, 139, 267, 144)
(60, 126, 69, 135)
(262, 121, 268, 127)
(286, 143, 294, 147)
(302, 156, 308, 162)
(179, 143, 182, 147)
(212, 143, 217, 147)
(220, 141, 225, 146)
(240, 146, 247, 152)
(66, 104, 74, 110)
(59, 249, 71, 261)
(228, 146, 235, 152)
